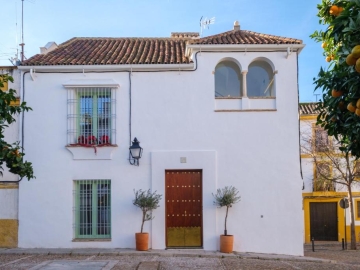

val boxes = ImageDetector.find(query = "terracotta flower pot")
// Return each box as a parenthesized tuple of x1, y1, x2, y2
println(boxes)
(220, 235, 234, 253)
(135, 232, 149, 251)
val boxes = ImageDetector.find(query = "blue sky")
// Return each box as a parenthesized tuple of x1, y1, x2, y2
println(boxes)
(0, 0, 327, 102)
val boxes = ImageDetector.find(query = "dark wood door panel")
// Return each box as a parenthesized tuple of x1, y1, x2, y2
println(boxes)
(310, 202, 338, 241)
(165, 170, 202, 247)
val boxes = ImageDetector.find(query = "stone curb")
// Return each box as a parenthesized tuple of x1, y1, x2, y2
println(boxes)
(0, 248, 334, 264)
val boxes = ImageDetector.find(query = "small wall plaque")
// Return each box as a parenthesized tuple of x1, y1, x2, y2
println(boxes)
(180, 157, 186, 163)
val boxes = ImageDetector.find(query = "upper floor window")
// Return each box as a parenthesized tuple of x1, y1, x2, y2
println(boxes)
(314, 127, 330, 152)
(314, 163, 334, 192)
(214, 60, 242, 97)
(247, 60, 275, 97)
(67, 87, 116, 146)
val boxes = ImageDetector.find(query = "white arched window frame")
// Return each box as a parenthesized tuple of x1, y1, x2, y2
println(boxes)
(247, 60, 276, 97)
(214, 60, 242, 98)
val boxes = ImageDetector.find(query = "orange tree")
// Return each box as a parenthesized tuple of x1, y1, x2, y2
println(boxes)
(0, 74, 34, 180)
(310, 0, 360, 249)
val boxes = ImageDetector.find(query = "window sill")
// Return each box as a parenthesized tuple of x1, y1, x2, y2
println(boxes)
(66, 145, 118, 160)
(72, 238, 111, 242)
(215, 97, 276, 110)
(248, 96, 276, 99)
(214, 109, 277, 112)
(215, 97, 242, 99)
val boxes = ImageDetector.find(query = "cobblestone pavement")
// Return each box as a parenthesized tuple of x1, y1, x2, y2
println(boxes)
(0, 243, 359, 270)
(304, 242, 360, 268)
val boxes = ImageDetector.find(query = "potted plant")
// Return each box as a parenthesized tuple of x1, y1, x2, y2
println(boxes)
(212, 186, 241, 253)
(133, 189, 162, 251)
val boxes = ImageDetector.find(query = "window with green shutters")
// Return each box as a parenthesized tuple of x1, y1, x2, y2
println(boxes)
(74, 180, 111, 239)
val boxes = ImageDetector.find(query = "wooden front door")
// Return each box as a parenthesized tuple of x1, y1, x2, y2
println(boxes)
(165, 170, 202, 248)
(310, 202, 338, 241)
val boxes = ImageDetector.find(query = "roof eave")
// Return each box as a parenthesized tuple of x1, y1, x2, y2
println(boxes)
(18, 63, 195, 72)
(186, 44, 305, 54)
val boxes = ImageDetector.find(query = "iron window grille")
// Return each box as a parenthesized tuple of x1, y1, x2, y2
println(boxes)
(314, 127, 330, 152)
(67, 87, 116, 145)
(73, 179, 111, 239)
(313, 163, 335, 192)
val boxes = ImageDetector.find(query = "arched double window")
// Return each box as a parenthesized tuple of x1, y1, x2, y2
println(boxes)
(247, 60, 275, 97)
(214, 60, 242, 97)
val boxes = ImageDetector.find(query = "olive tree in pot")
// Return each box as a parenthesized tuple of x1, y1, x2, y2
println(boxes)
(212, 186, 240, 253)
(133, 189, 162, 251)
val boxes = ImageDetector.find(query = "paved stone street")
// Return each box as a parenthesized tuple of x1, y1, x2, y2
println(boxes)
(0, 243, 359, 269)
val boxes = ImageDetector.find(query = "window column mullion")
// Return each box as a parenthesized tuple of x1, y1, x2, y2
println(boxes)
(242, 70, 248, 97)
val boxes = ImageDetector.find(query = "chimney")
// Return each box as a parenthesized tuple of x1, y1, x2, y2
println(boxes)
(233, 21, 240, 31)
(40, 42, 58, 54)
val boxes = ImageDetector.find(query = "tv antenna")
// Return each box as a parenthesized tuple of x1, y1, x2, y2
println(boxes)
(314, 94, 320, 102)
(199, 16, 215, 37)
(19, 0, 25, 63)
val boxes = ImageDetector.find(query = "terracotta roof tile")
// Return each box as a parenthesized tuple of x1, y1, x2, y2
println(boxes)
(171, 32, 200, 38)
(190, 29, 302, 45)
(299, 103, 319, 115)
(22, 37, 192, 66)
(22, 29, 302, 66)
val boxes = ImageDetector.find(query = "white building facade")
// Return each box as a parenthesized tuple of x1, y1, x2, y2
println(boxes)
(17, 24, 305, 255)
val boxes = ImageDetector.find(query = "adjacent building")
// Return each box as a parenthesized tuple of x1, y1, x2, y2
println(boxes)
(300, 103, 360, 243)
(0, 66, 21, 248)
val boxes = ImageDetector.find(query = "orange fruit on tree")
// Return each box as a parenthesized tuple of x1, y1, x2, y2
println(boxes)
(351, 45, 360, 58)
(338, 7, 344, 14)
(356, 64, 360, 73)
(356, 98, 360, 108)
(356, 108, 360, 116)
(331, 89, 343, 97)
(356, 58, 360, 70)
(346, 54, 357, 66)
(348, 103, 356, 112)
(331, 55, 335, 60)
(326, 56, 331, 62)
(321, 42, 327, 48)
(330, 5, 339, 16)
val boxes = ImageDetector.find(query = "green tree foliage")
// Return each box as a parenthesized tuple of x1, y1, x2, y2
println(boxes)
(0, 74, 34, 180)
(133, 189, 162, 233)
(311, 0, 360, 250)
(311, 0, 360, 156)
(212, 186, 240, 235)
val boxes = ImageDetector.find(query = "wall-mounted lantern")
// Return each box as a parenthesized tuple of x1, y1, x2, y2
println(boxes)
(129, 137, 143, 166)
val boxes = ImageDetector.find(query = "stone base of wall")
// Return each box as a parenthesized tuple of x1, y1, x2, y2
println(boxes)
(0, 219, 18, 248)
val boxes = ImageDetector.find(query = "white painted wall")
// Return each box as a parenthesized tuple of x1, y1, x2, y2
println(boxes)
(18, 51, 303, 255)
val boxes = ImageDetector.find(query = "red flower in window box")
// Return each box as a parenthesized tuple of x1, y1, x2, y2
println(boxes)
(78, 135, 87, 144)
(100, 135, 109, 144)
(87, 135, 97, 145)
